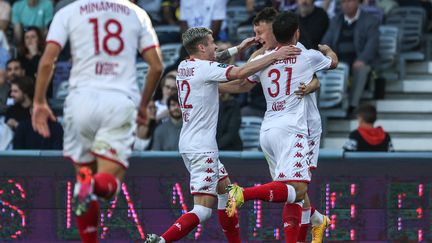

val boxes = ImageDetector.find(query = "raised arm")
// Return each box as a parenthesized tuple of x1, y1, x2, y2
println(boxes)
(318, 44, 338, 69)
(215, 37, 258, 63)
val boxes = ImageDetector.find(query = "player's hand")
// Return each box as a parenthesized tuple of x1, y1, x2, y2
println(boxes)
(294, 82, 310, 99)
(137, 105, 148, 126)
(32, 102, 56, 138)
(236, 37, 259, 53)
(273, 45, 301, 60)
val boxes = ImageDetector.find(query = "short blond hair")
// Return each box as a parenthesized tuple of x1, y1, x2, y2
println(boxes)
(182, 27, 213, 55)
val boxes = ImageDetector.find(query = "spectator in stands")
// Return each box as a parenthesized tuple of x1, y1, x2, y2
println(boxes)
(18, 26, 44, 78)
(277, 0, 298, 11)
(315, 0, 337, 19)
(343, 104, 394, 152)
(12, 0, 53, 42)
(322, 0, 379, 114)
(1, 59, 26, 114)
(13, 119, 63, 149)
(151, 95, 182, 151)
(179, 0, 227, 39)
(297, 0, 329, 49)
(5, 76, 33, 130)
(137, 0, 163, 24)
(161, 0, 180, 25)
(217, 93, 242, 151)
(155, 73, 177, 122)
(134, 100, 158, 151)
(0, 0, 11, 33)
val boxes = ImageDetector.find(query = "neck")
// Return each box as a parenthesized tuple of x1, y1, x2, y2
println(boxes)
(22, 98, 32, 108)
(190, 53, 207, 60)
(359, 121, 374, 128)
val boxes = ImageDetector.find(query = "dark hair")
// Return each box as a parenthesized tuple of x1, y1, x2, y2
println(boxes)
(10, 76, 35, 100)
(182, 27, 213, 55)
(6, 58, 22, 68)
(272, 12, 299, 44)
(19, 26, 45, 57)
(356, 104, 377, 124)
(167, 95, 179, 108)
(253, 7, 278, 26)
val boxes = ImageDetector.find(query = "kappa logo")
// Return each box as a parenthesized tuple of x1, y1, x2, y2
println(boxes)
(269, 190, 274, 202)
(294, 152, 303, 158)
(294, 162, 302, 168)
(278, 173, 286, 178)
(206, 158, 214, 164)
(309, 140, 316, 146)
(296, 134, 304, 139)
(283, 222, 292, 228)
(204, 176, 213, 182)
(84, 226, 98, 233)
(293, 172, 302, 178)
(295, 143, 304, 148)
(108, 147, 117, 156)
(174, 223, 182, 231)
(200, 186, 210, 191)
(205, 168, 215, 173)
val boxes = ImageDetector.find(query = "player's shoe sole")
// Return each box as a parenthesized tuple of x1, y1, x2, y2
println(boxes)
(226, 184, 245, 217)
(145, 233, 162, 243)
(311, 215, 330, 243)
(72, 167, 94, 216)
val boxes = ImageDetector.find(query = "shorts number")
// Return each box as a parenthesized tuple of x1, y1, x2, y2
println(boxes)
(177, 80, 193, 109)
(89, 18, 124, 56)
(267, 67, 293, 97)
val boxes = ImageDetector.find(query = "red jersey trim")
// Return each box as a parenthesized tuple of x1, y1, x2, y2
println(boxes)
(90, 152, 128, 170)
(46, 40, 63, 49)
(218, 175, 229, 182)
(191, 192, 217, 198)
(140, 44, 160, 56)
(225, 65, 234, 80)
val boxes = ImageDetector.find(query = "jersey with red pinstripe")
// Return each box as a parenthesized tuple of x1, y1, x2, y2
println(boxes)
(46, 0, 159, 105)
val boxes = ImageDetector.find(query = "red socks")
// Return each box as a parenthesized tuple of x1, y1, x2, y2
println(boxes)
(244, 181, 293, 202)
(218, 210, 241, 243)
(93, 173, 119, 200)
(76, 200, 100, 243)
(297, 223, 309, 242)
(161, 213, 200, 242)
(282, 203, 302, 243)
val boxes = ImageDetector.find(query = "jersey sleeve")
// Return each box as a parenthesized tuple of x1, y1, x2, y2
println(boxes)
(203, 61, 234, 82)
(211, 0, 227, 21)
(245, 55, 261, 84)
(46, 9, 69, 48)
(305, 49, 332, 73)
(137, 9, 160, 54)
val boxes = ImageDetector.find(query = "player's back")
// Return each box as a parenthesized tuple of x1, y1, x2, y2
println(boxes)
(249, 46, 331, 134)
(176, 58, 232, 154)
(48, 0, 158, 104)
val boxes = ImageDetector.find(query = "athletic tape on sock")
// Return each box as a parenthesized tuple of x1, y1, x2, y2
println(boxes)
(301, 207, 311, 224)
(217, 194, 228, 210)
(287, 185, 296, 203)
(190, 205, 212, 223)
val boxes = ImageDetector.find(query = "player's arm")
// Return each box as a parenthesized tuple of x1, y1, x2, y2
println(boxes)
(32, 43, 61, 137)
(318, 44, 338, 69)
(294, 75, 320, 99)
(215, 37, 258, 63)
(137, 47, 164, 125)
(227, 45, 301, 80)
(219, 79, 256, 94)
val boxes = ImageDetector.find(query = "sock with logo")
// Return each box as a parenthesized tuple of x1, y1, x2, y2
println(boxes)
(283, 202, 303, 243)
(218, 193, 241, 243)
(243, 182, 296, 203)
(161, 213, 200, 242)
(76, 199, 99, 243)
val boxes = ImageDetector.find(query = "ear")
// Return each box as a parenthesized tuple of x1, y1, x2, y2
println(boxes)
(197, 43, 206, 53)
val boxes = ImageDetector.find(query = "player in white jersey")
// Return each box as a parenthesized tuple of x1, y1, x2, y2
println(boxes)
(224, 12, 338, 243)
(219, 8, 331, 243)
(31, 0, 163, 242)
(145, 27, 298, 243)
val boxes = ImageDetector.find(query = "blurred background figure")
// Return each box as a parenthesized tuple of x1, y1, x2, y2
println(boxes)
(343, 104, 394, 152)
(134, 100, 158, 151)
(217, 93, 242, 151)
(151, 95, 182, 151)
(155, 73, 178, 122)
(18, 26, 44, 78)
(5, 76, 33, 130)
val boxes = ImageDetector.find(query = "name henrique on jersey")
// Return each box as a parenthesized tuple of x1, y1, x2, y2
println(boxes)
(176, 59, 233, 153)
(46, 0, 159, 105)
(247, 46, 332, 135)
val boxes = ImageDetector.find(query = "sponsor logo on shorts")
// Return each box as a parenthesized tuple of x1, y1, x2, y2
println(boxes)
(296, 134, 304, 139)
(278, 173, 286, 178)
(294, 162, 302, 168)
(204, 176, 213, 182)
(206, 158, 214, 164)
(295, 142, 304, 148)
(205, 168, 215, 173)
(294, 152, 303, 158)
(309, 140, 316, 146)
(293, 172, 302, 178)
(200, 186, 210, 191)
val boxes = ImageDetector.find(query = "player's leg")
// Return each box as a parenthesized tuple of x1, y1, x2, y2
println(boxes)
(217, 176, 241, 243)
(146, 153, 218, 243)
(282, 181, 307, 243)
(296, 193, 311, 243)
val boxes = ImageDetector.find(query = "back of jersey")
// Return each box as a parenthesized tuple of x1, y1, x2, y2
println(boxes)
(47, 0, 159, 104)
(248, 47, 331, 134)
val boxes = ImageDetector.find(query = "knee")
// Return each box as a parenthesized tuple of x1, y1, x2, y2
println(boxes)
(190, 205, 212, 223)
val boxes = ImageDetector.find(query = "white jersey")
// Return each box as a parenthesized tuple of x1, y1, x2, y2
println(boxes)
(296, 42, 322, 137)
(176, 59, 233, 153)
(248, 45, 332, 135)
(46, 0, 159, 105)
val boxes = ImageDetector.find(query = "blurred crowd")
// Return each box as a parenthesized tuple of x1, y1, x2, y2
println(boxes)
(1, 0, 427, 151)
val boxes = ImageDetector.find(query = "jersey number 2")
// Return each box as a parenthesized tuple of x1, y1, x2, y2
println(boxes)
(267, 67, 292, 97)
(89, 18, 124, 56)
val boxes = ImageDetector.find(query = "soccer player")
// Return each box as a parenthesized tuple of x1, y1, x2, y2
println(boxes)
(224, 12, 338, 243)
(145, 27, 299, 243)
(219, 8, 331, 243)
(31, 1, 163, 242)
